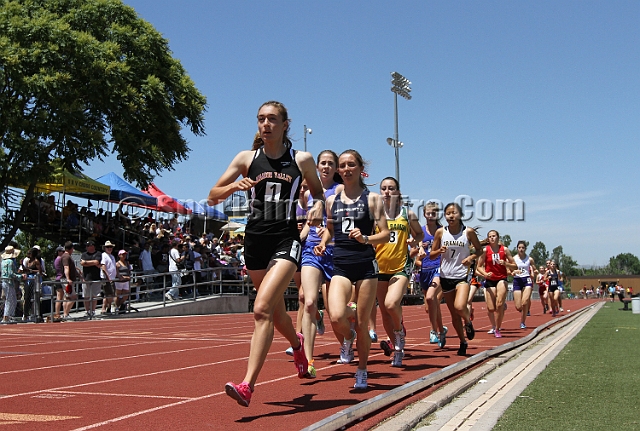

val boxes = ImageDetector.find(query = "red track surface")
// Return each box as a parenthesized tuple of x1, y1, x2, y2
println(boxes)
(0, 299, 596, 430)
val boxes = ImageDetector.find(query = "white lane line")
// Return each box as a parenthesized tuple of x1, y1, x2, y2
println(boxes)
(0, 355, 248, 401)
(0, 340, 248, 376)
(0, 337, 107, 351)
(49, 390, 193, 400)
(0, 339, 181, 361)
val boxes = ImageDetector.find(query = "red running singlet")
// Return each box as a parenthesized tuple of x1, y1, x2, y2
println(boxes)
(485, 245, 507, 281)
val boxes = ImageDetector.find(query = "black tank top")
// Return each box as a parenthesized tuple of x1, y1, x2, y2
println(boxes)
(331, 189, 375, 262)
(246, 147, 302, 237)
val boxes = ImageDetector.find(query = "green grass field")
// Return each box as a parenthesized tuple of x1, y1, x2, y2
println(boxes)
(494, 302, 640, 430)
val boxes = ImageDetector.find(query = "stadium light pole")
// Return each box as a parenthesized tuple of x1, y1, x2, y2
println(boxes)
(303, 125, 312, 152)
(388, 71, 412, 184)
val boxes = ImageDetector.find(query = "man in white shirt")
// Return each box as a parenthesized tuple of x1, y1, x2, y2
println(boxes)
(100, 241, 117, 314)
(167, 240, 183, 301)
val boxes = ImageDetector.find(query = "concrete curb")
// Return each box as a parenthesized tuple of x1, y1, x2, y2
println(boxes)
(302, 303, 599, 431)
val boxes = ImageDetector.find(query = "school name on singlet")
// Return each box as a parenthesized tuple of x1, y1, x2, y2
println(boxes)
(255, 171, 294, 183)
(443, 240, 466, 247)
(388, 222, 408, 232)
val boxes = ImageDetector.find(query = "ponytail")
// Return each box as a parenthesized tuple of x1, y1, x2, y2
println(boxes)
(251, 132, 263, 151)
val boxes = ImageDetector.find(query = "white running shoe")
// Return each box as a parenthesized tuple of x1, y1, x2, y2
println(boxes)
(488, 328, 495, 334)
(394, 329, 405, 352)
(338, 329, 355, 364)
(429, 330, 438, 344)
(391, 350, 404, 367)
(354, 369, 368, 389)
(369, 329, 378, 342)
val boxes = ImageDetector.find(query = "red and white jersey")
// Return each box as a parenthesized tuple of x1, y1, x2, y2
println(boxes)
(484, 245, 507, 281)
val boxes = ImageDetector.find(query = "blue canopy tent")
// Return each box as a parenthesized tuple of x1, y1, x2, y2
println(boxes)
(177, 199, 228, 235)
(96, 172, 158, 208)
(177, 199, 227, 220)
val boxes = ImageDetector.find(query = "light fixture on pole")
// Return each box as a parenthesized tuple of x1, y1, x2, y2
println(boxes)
(390, 71, 411, 184)
(303, 125, 312, 152)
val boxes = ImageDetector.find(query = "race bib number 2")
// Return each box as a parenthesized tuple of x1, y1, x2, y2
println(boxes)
(342, 217, 354, 233)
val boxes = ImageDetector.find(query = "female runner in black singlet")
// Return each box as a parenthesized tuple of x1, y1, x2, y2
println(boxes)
(208, 101, 325, 407)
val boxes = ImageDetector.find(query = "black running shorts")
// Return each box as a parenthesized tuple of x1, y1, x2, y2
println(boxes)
(244, 234, 302, 271)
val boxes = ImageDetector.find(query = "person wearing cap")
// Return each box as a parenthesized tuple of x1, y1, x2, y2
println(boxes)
(32, 245, 47, 278)
(2, 245, 22, 323)
(60, 241, 80, 320)
(80, 240, 102, 318)
(114, 250, 132, 313)
(100, 241, 117, 314)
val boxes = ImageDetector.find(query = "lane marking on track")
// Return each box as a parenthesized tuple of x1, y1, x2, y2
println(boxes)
(1, 331, 255, 345)
(0, 337, 108, 351)
(0, 412, 81, 424)
(0, 340, 249, 376)
(0, 355, 250, 401)
(439, 307, 596, 430)
(0, 339, 186, 361)
(49, 390, 193, 400)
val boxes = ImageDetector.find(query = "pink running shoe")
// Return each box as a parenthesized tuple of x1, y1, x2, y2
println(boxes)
(292, 333, 308, 378)
(225, 381, 252, 407)
(494, 329, 502, 338)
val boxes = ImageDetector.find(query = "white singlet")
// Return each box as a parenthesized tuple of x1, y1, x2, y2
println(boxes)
(514, 254, 530, 278)
(439, 225, 470, 279)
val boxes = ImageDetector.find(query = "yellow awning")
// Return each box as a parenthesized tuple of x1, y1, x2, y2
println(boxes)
(13, 169, 110, 197)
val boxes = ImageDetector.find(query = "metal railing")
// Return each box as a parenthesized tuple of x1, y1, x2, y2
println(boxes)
(2, 267, 251, 322)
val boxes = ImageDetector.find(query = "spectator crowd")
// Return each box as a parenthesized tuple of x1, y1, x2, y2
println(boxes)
(3, 203, 245, 323)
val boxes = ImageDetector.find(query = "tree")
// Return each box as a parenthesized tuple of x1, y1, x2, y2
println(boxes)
(550, 245, 579, 277)
(529, 241, 549, 268)
(607, 253, 640, 275)
(0, 0, 207, 248)
(551, 245, 564, 265)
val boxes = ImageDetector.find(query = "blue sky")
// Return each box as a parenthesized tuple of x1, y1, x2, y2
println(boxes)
(82, 0, 639, 266)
